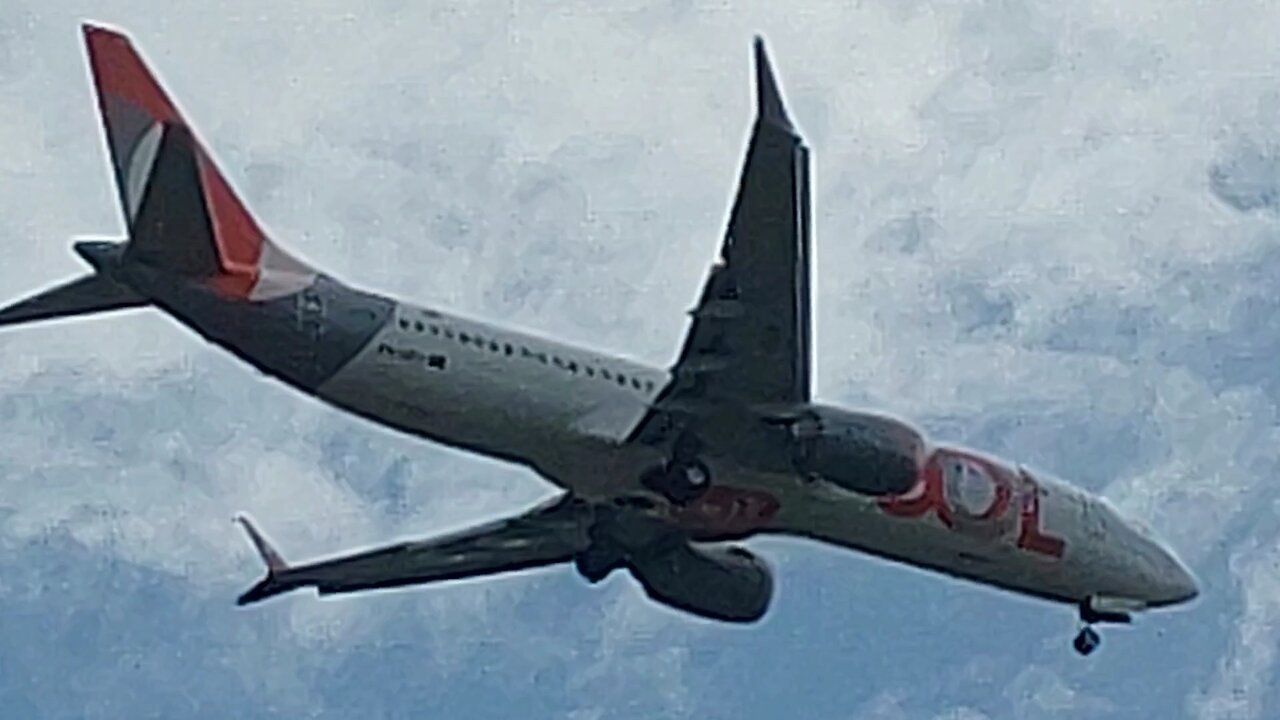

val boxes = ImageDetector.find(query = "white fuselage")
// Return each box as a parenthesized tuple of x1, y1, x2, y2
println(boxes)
(313, 300, 1198, 611)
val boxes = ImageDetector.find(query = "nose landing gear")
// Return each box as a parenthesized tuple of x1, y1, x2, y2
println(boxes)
(1073, 597, 1133, 657)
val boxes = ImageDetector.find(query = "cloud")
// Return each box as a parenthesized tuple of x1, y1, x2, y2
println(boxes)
(1194, 527, 1280, 720)
(1211, 136, 1280, 214)
(4, 0, 1280, 717)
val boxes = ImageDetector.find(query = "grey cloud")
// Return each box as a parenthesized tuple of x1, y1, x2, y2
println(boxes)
(867, 211, 940, 256)
(944, 278, 1016, 337)
(1210, 137, 1280, 214)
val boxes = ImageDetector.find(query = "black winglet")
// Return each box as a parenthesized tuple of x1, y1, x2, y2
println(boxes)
(234, 514, 300, 605)
(753, 36, 795, 134)
(236, 514, 289, 573)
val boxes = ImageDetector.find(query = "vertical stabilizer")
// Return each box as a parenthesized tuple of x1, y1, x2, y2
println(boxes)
(82, 22, 315, 301)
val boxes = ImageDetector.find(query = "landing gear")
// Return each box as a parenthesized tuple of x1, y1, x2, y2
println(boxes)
(574, 509, 628, 584)
(574, 547, 621, 584)
(1073, 597, 1132, 657)
(639, 432, 712, 505)
(1073, 626, 1101, 656)
(573, 497, 678, 584)
(575, 529, 626, 583)
(640, 459, 712, 505)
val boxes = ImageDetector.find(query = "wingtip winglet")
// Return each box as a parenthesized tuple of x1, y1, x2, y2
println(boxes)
(752, 35, 795, 134)
(235, 513, 289, 575)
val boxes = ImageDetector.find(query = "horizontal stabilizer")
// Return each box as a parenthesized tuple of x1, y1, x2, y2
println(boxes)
(0, 273, 147, 328)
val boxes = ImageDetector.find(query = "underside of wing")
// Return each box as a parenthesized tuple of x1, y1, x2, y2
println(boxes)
(631, 38, 812, 446)
(236, 495, 591, 604)
(235, 492, 776, 623)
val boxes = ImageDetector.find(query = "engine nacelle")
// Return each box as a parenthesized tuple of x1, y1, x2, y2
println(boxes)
(627, 543, 773, 623)
(788, 406, 925, 496)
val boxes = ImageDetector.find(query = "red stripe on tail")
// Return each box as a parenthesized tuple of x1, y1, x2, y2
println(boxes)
(83, 22, 270, 297)
(198, 155, 265, 282)
(83, 24, 180, 125)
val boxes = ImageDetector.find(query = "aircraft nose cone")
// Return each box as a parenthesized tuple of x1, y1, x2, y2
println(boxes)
(1149, 547, 1199, 607)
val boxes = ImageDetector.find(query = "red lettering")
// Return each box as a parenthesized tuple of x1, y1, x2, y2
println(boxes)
(672, 486, 780, 536)
(880, 458, 953, 528)
(1015, 470, 1065, 558)
(878, 448, 1066, 558)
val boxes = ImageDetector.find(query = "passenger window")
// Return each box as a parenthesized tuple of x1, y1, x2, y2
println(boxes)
(444, 329, 454, 339)
(585, 367, 595, 377)
(504, 343, 514, 356)
(567, 361, 578, 373)
(644, 380, 654, 392)
(427, 354, 447, 370)
(459, 332, 470, 344)
(398, 318, 410, 330)
(489, 341, 499, 352)
(617, 374, 627, 386)
(602, 369, 612, 380)
(414, 321, 424, 332)
(631, 377, 641, 389)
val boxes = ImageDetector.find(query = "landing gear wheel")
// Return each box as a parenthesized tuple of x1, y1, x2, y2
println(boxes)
(574, 527, 624, 584)
(1073, 626, 1101, 656)
(574, 551, 619, 584)
(681, 462, 710, 494)
(641, 459, 712, 505)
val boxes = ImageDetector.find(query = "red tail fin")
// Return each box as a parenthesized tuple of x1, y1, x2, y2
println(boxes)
(83, 23, 313, 300)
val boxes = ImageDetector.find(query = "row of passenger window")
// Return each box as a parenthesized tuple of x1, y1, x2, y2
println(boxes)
(396, 316, 656, 393)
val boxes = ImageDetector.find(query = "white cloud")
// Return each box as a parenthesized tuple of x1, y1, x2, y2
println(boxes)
(1195, 526, 1280, 720)
(3, 0, 1280, 716)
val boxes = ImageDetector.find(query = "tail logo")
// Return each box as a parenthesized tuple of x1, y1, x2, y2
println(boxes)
(85, 23, 315, 302)
(123, 121, 163, 222)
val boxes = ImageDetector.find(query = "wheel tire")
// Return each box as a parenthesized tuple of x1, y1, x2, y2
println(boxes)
(668, 460, 712, 504)
(682, 461, 710, 490)
(574, 546, 621, 584)
(640, 460, 712, 505)
(1073, 627, 1100, 656)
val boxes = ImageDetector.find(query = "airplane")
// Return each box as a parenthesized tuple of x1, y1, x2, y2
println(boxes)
(0, 23, 1198, 657)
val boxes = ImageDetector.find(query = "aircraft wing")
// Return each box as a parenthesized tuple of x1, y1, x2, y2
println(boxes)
(235, 494, 592, 605)
(629, 38, 812, 446)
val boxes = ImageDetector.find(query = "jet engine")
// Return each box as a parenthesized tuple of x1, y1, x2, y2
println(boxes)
(627, 542, 773, 623)
(787, 406, 924, 496)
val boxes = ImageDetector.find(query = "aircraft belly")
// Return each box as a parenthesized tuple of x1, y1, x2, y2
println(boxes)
(314, 314, 655, 484)
(770, 485, 1096, 605)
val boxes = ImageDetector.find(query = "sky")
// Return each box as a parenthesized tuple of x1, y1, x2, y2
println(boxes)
(1, 0, 1279, 717)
